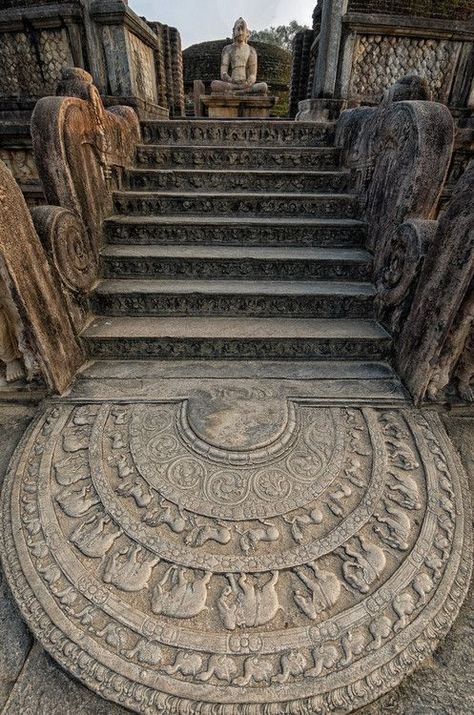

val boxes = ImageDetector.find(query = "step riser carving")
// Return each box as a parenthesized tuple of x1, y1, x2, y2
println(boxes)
(105, 223, 367, 248)
(83, 336, 391, 361)
(140, 121, 335, 147)
(113, 195, 358, 220)
(127, 171, 350, 194)
(102, 257, 372, 282)
(91, 293, 375, 319)
(136, 146, 341, 170)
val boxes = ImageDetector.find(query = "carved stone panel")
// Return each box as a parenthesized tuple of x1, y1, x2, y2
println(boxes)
(349, 35, 461, 104)
(127, 31, 158, 105)
(1, 397, 471, 714)
(0, 29, 73, 98)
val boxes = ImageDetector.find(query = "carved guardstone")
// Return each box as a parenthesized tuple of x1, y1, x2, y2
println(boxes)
(1, 392, 471, 714)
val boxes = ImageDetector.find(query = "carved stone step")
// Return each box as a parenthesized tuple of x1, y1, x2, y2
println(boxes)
(104, 216, 367, 248)
(70, 360, 408, 402)
(101, 245, 373, 281)
(91, 279, 376, 318)
(82, 317, 392, 360)
(140, 119, 335, 146)
(126, 169, 350, 193)
(135, 145, 341, 170)
(113, 191, 358, 219)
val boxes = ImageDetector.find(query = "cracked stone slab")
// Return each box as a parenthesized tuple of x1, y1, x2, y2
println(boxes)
(0, 391, 471, 714)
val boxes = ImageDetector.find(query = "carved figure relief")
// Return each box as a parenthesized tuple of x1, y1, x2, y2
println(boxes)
(0, 402, 470, 715)
(218, 573, 281, 630)
(293, 562, 341, 619)
(102, 545, 160, 592)
(339, 534, 387, 593)
(71, 514, 121, 558)
(151, 567, 211, 618)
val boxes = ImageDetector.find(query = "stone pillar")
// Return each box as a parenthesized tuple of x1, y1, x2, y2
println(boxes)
(147, 22, 169, 111)
(312, 0, 348, 98)
(289, 30, 315, 118)
(162, 25, 176, 117)
(169, 26, 185, 117)
(297, 0, 348, 121)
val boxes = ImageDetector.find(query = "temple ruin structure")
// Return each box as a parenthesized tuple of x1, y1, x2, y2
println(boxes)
(0, 1, 472, 713)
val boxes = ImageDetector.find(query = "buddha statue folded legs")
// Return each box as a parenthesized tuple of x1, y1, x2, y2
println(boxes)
(211, 79, 268, 95)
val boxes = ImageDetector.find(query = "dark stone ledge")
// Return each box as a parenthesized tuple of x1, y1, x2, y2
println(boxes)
(343, 12, 474, 40)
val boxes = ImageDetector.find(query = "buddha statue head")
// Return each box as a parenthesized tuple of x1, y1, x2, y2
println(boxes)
(232, 17, 251, 45)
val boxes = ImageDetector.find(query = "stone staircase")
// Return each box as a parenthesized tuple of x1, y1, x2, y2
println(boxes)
(82, 120, 392, 363)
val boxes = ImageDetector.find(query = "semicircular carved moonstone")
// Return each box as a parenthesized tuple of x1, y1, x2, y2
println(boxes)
(0, 400, 471, 715)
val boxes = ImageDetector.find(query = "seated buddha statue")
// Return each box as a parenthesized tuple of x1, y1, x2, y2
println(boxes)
(211, 18, 268, 96)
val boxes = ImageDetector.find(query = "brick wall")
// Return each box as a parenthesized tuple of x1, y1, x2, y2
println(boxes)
(347, 0, 473, 21)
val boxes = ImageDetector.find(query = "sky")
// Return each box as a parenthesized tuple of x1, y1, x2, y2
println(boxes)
(129, 0, 316, 48)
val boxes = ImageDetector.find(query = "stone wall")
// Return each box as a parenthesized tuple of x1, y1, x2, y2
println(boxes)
(290, 0, 474, 114)
(348, 35, 463, 105)
(0, 0, 185, 202)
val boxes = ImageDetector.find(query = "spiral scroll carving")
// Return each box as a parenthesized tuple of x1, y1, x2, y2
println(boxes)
(31, 205, 98, 294)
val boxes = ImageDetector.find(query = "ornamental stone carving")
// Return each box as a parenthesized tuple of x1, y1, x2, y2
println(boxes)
(31, 68, 140, 263)
(398, 159, 474, 403)
(336, 85, 454, 256)
(1, 394, 471, 713)
(0, 160, 83, 392)
(350, 36, 461, 104)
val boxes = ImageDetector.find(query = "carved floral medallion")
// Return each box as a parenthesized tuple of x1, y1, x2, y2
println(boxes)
(0, 395, 471, 714)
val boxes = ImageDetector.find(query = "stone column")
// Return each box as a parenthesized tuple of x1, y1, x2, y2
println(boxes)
(297, 0, 348, 122)
(169, 26, 185, 117)
(312, 0, 348, 98)
(289, 30, 315, 118)
(147, 22, 169, 111)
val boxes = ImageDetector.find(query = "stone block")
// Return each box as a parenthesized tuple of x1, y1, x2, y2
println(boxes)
(201, 93, 278, 119)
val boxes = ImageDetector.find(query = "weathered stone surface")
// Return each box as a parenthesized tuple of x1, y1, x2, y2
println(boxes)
(0, 160, 83, 393)
(31, 205, 96, 335)
(357, 411, 474, 715)
(197, 18, 279, 119)
(202, 94, 278, 119)
(101, 246, 370, 281)
(126, 168, 350, 194)
(81, 316, 391, 361)
(140, 120, 335, 148)
(210, 18, 268, 97)
(0, 402, 38, 710)
(289, 2, 474, 113)
(91, 279, 375, 319)
(104, 217, 366, 249)
(336, 95, 454, 254)
(112, 191, 358, 220)
(135, 144, 340, 170)
(398, 159, 474, 403)
(32, 68, 140, 262)
(2, 644, 130, 715)
(1, 394, 471, 714)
